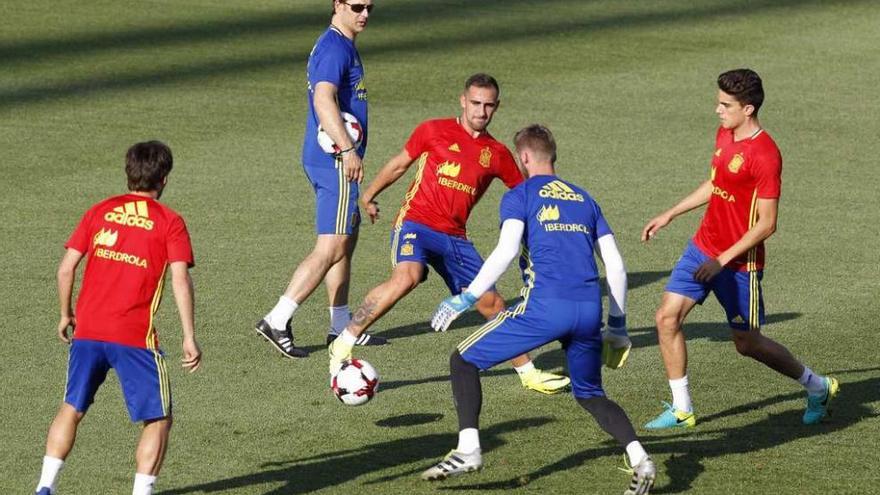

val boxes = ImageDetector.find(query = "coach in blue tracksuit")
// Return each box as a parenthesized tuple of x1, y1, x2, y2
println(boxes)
(256, 0, 386, 357)
(420, 125, 656, 495)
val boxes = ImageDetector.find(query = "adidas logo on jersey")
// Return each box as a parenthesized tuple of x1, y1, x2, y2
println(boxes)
(539, 180, 584, 202)
(104, 201, 154, 230)
(93, 228, 118, 247)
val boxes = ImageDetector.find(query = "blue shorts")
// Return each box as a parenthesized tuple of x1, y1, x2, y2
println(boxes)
(65, 339, 172, 422)
(303, 164, 360, 235)
(665, 241, 765, 331)
(458, 294, 605, 399)
(390, 221, 490, 295)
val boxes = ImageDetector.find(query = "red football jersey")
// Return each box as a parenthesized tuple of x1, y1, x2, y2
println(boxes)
(65, 194, 194, 349)
(694, 127, 782, 272)
(395, 118, 523, 237)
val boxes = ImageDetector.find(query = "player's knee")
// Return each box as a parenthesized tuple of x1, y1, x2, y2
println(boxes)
(390, 267, 421, 293)
(58, 403, 85, 424)
(732, 332, 759, 357)
(654, 308, 680, 334)
(450, 349, 472, 371)
(313, 236, 349, 263)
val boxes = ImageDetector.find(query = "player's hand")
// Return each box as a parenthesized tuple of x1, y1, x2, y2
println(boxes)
(360, 197, 380, 224)
(431, 291, 478, 332)
(57, 315, 75, 344)
(341, 151, 364, 184)
(601, 324, 632, 369)
(694, 258, 722, 283)
(641, 213, 672, 242)
(181, 337, 202, 372)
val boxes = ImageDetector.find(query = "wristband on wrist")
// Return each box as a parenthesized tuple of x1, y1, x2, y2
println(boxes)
(460, 291, 478, 306)
(608, 314, 626, 328)
(338, 144, 357, 154)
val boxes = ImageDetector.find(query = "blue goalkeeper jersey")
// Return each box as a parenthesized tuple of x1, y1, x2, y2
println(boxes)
(499, 175, 612, 300)
(302, 26, 368, 168)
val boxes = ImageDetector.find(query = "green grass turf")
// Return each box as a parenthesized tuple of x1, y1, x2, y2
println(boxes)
(2, 0, 879, 493)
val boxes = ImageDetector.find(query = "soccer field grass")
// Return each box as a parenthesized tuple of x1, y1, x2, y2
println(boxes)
(2, 0, 879, 493)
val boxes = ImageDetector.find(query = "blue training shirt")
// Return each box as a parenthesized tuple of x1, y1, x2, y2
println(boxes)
(303, 26, 368, 168)
(499, 175, 612, 299)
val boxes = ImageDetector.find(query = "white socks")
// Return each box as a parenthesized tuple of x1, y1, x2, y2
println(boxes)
(669, 376, 693, 413)
(798, 367, 826, 395)
(338, 328, 358, 346)
(37, 456, 64, 494)
(625, 441, 648, 467)
(513, 361, 535, 375)
(456, 428, 481, 454)
(36, 459, 159, 495)
(265, 296, 298, 329)
(132, 473, 157, 495)
(329, 305, 351, 336)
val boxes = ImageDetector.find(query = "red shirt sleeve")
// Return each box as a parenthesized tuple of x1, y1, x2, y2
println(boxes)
(167, 215, 195, 267)
(404, 121, 430, 159)
(752, 146, 782, 199)
(65, 207, 94, 254)
(496, 147, 524, 189)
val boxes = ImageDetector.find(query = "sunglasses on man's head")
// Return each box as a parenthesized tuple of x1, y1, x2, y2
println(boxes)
(345, 2, 374, 14)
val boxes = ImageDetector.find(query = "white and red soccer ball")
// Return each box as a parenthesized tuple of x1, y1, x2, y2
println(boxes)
(331, 358, 379, 406)
(317, 111, 363, 155)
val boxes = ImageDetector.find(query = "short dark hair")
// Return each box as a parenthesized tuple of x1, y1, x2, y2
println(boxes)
(717, 69, 764, 115)
(464, 73, 500, 96)
(514, 124, 557, 163)
(125, 141, 173, 192)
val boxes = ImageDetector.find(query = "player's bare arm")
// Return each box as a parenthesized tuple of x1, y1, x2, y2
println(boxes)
(56, 248, 84, 344)
(694, 198, 778, 282)
(170, 261, 201, 372)
(359, 149, 415, 223)
(314, 81, 364, 183)
(642, 180, 713, 241)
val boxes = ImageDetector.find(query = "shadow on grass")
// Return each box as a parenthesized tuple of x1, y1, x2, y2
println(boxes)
(375, 412, 443, 428)
(1, 0, 857, 109)
(442, 371, 879, 493)
(158, 416, 555, 495)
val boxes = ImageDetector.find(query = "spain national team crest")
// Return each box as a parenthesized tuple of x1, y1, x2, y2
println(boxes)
(727, 153, 745, 173)
(479, 147, 492, 168)
(400, 242, 414, 256)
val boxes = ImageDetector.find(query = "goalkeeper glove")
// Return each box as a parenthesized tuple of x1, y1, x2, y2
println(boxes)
(431, 291, 478, 332)
(601, 316, 632, 370)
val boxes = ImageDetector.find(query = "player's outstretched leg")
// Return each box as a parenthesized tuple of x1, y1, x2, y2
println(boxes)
(730, 329, 839, 425)
(646, 293, 698, 430)
(578, 397, 656, 494)
(324, 233, 387, 347)
(422, 351, 484, 480)
(36, 404, 84, 495)
(257, 235, 353, 358)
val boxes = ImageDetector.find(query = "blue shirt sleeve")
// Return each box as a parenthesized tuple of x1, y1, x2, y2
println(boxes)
(593, 200, 613, 241)
(499, 187, 527, 226)
(309, 39, 348, 88)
